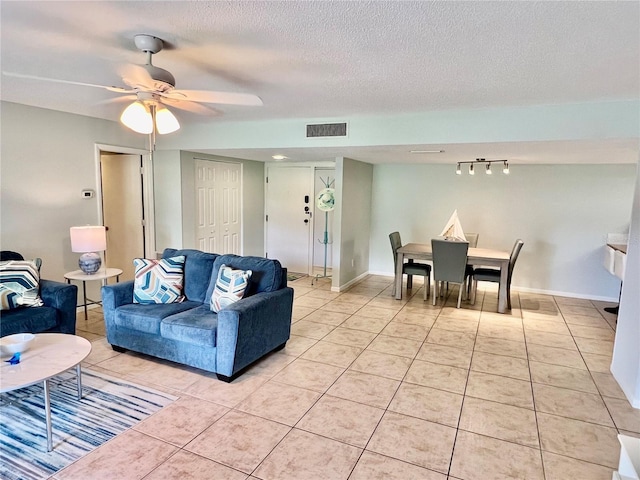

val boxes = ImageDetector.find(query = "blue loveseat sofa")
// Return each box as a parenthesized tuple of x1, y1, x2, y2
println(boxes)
(101, 248, 294, 382)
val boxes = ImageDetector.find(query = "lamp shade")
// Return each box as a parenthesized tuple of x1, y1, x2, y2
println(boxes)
(155, 107, 180, 134)
(70, 226, 107, 253)
(120, 101, 153, 134)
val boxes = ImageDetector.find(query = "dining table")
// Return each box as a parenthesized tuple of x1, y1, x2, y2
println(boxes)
(395, 242, 511, 313)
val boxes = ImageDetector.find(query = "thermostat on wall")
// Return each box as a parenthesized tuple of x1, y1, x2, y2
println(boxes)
(81, 189, 95, 199)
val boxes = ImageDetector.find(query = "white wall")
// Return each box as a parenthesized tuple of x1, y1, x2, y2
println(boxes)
(2, 101, 636, 302)
(611, 161, 640, 407)
(369, 163, 636, 299)
(159, 101, 639, 155)
(333, 157, 373, 288)
(1, 102, 144, 300)
(152, 150, 183, 252)
(153, 150, 265, 256)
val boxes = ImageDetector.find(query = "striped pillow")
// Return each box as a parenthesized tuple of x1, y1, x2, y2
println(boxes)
(210, 264, 252, 313)
(0, 260, 44, 310)
(133, 256, 185, 304)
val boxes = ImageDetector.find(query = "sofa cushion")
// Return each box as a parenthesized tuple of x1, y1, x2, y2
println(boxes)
(210, 264, 252, 313)
(133, 256, 185, 304)
(161, 305, 218, 347)
(207, 255, 283, 300)
(114, 300, 200, 334)
(0, 260, 44, 310)
(162, 249, 218, 303)
(0, 306, 57, 336)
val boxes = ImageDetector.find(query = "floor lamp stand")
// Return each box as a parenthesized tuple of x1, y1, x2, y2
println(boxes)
(312, 210, 333, 285)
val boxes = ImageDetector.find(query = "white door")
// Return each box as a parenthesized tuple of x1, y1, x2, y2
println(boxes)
(266, 166, 314, 274)
(195, 160, 241, 254)
(101, 153, 145, 281)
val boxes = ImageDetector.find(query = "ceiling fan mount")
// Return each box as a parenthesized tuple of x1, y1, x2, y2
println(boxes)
(134, 34, 164, 55)
(131, 34, 176, 90)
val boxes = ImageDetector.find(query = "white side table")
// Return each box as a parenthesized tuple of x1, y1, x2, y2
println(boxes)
(64, 267, 123, 320)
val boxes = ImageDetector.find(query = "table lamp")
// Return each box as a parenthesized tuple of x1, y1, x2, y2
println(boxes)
(70, 226, 107, 274)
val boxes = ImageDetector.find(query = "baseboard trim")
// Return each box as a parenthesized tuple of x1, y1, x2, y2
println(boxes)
(333, 271, 370, 292)
(365, 271, 618, 302)
(513, 286, 618, 303)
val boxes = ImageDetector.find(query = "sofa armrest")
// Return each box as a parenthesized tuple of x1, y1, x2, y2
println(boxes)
(101, 281, 134, 326)
(216, 287, 294, 377)
(40, 279, 78, 334)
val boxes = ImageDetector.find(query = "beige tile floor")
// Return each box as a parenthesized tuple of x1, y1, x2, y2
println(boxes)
(54, 276, 640, 480)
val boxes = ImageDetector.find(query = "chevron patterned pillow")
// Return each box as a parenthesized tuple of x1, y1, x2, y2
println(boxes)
(0, 260, 44, 310)
(210, 264, 252, 313)
(133, 256, 185, 304)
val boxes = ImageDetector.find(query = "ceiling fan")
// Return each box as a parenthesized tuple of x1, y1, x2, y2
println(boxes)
(3, 34, 263, 134)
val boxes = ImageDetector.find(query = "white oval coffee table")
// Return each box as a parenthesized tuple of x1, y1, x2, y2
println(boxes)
(0, 333, 92, 451)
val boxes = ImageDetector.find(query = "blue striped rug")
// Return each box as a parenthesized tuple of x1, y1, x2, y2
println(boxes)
(0, 369, 177, 480)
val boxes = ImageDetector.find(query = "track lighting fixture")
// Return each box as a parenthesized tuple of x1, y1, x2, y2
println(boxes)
(455, 158, 510, 176)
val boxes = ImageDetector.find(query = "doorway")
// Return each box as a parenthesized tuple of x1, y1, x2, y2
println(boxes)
(265, 166, 314, 274)
(97, 145, 153, 281)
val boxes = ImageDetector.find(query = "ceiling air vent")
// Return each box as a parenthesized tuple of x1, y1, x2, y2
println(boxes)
(306, 122, 348, 138)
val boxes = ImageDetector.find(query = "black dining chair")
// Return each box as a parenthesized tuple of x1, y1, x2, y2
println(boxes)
(471, 239, 524, 309)
(389, 232, 431, 300)
(431, 238, 470, 308)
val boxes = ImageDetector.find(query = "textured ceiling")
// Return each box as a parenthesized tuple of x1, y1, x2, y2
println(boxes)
(1, 1, 639, 163)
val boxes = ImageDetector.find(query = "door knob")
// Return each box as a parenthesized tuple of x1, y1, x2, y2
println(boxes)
(304, 219, 309, 224)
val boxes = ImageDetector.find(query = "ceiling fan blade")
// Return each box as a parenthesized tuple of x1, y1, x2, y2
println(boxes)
(97, 95, 138, 105)
(164, 89, 263, 106)
(2, 71, 131, 93)
(160, 97, 221, 116)
(117, 64, 155, 90)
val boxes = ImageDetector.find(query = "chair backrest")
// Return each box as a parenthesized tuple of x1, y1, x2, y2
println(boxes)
(507, 239, 525, 281)
(465, 233, 479, 248)
(389, 232, 402, 265)
(0, 251, 42, 271)
(0, 251, 24, 261)
(431, 239, 469, 283)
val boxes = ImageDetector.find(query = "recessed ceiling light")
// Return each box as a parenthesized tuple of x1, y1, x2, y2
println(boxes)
(409, 150, 445, 154)
(272, 154, 288, 160)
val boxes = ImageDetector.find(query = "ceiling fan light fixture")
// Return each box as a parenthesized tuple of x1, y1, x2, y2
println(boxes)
(120, 101, 153, 134)
(155, 107, 180, 134)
